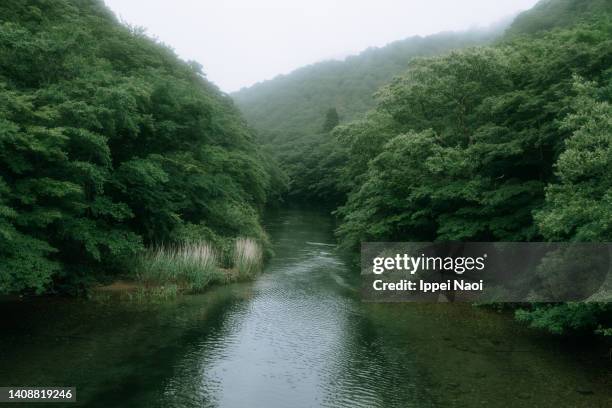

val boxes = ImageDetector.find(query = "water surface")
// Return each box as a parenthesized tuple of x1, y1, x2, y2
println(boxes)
(1, 208, 610, 407)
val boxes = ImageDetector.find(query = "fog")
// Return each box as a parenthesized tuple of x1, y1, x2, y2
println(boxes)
(104, 0, 540, 92)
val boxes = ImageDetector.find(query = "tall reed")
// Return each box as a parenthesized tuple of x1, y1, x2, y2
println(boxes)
(233, 238, 263, 279)
(137, 241, 224, 292)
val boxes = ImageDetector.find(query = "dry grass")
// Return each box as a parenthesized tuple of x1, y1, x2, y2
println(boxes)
(137, 241, 224, 292)
(136, 237, 263, 293)
(233, 237, 263, 279)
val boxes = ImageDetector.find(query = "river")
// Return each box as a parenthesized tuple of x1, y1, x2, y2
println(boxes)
(1, 208, 610, 407)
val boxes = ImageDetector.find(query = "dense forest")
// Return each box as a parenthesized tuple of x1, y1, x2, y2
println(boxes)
(0, 0, 284, 294)
(235, 0, 612, 336)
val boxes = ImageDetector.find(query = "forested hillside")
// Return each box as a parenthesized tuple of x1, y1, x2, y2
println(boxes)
(333, 21, 612, 247)
(232, 25, 508, 138)
(0, 0, 283, 294)
(326, 0, 612, 248)
(248, 0, 612, 335)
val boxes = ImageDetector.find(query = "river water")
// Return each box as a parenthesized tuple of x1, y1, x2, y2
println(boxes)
(1, 208, 611, 407)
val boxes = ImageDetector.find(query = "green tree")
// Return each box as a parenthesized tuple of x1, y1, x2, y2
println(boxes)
(536, 76, 612, 241)
(515, 76, 612, 337)
(322, 107, 340, 133)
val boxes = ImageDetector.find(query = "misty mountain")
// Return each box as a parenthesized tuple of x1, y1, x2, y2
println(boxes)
(231, 24, 509, 139)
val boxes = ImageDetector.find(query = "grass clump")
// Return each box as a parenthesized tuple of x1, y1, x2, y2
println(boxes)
(233, 238, 263, 279)
(134, 237, 264, 295)
(137, 241, 224, 292)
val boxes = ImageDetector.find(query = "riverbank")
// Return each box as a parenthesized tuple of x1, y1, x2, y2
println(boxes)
(90, 270, 241, 302)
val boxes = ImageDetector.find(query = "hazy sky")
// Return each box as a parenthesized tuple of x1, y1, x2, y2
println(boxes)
(104, 0, 540, 93)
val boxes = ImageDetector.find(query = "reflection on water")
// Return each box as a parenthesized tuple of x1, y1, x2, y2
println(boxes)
(1, 208, 610, 408)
